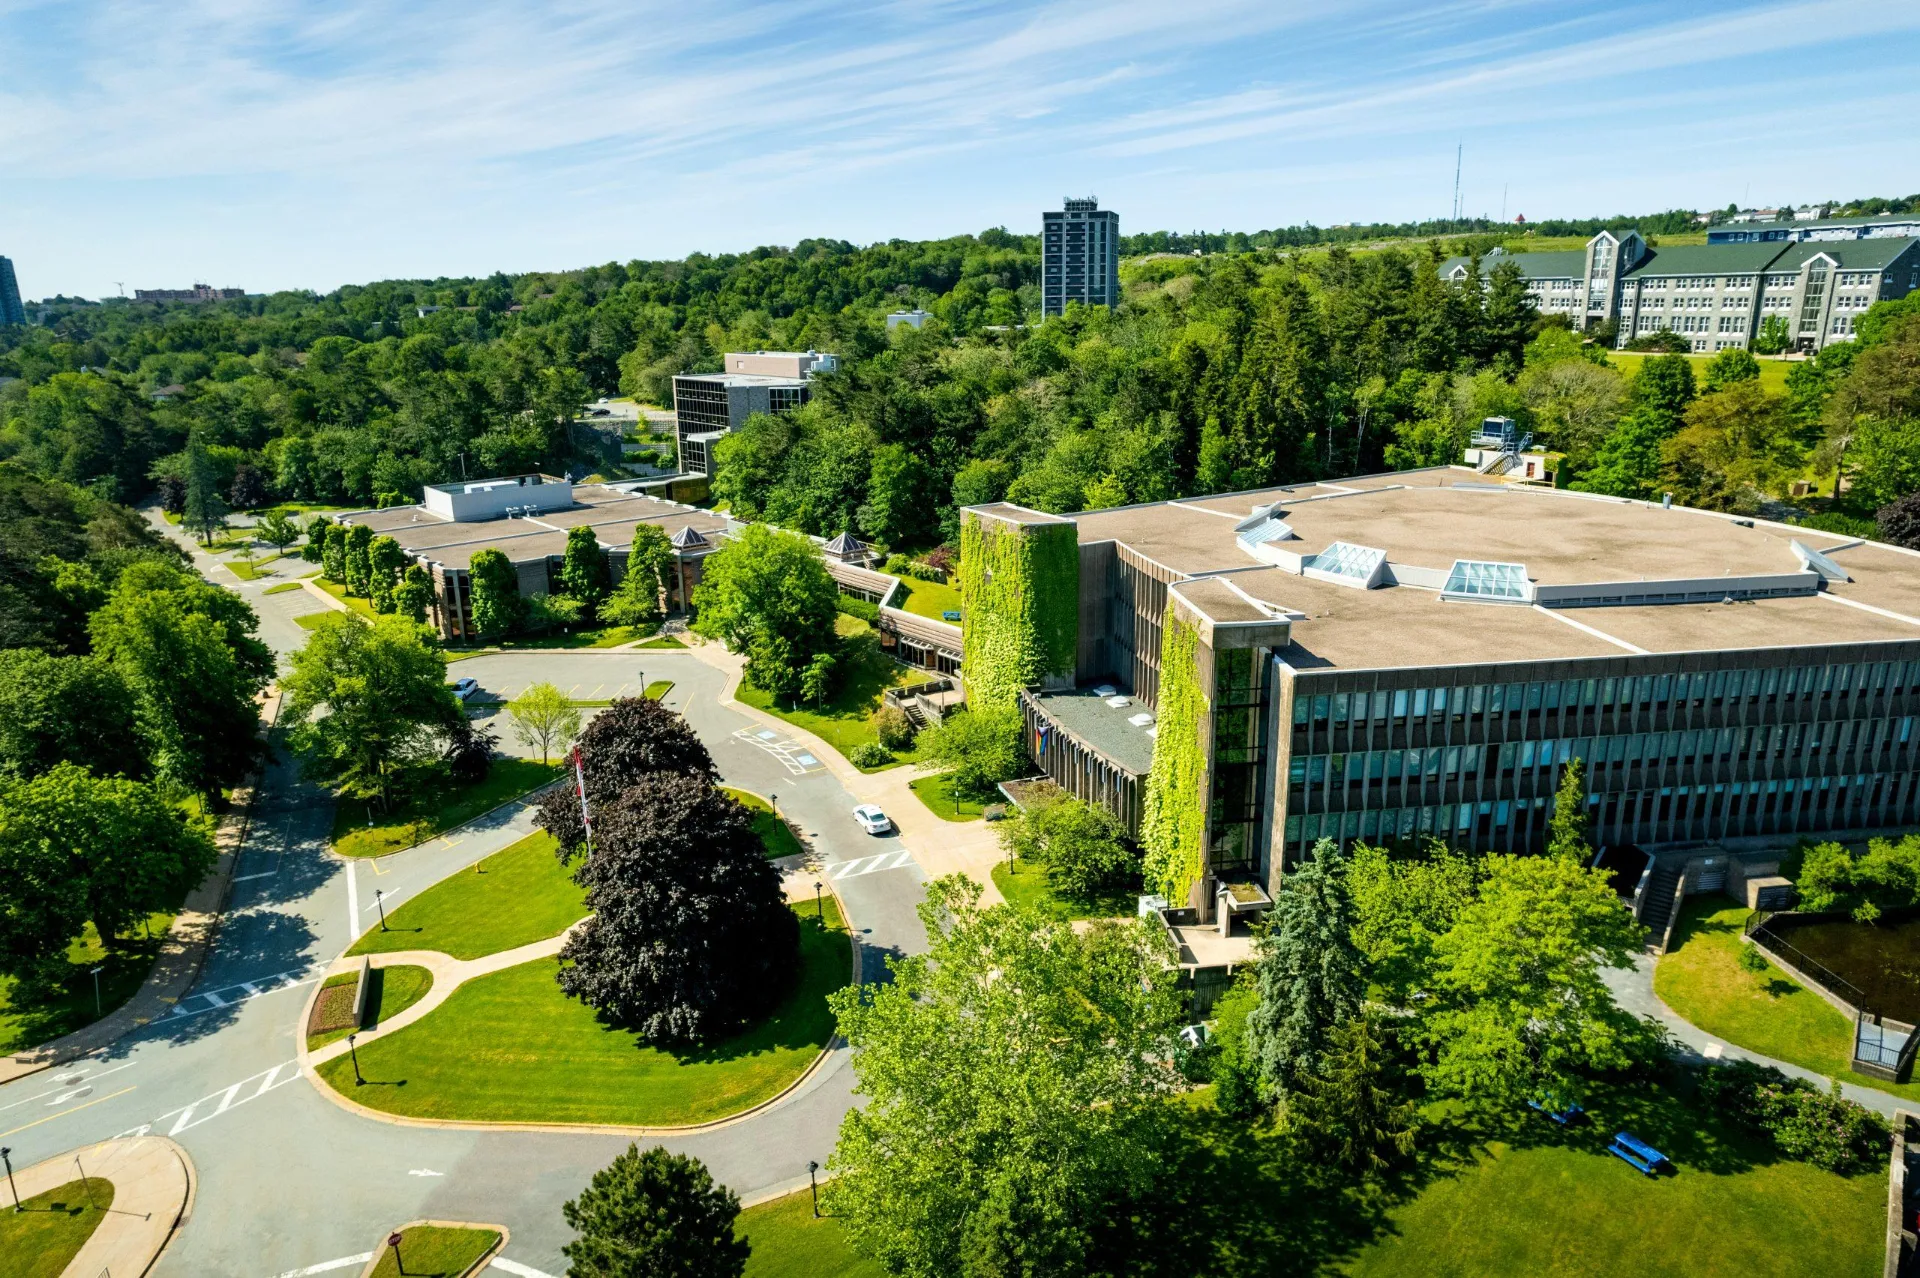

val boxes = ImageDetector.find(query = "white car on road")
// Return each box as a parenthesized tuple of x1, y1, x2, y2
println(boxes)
(450, 676, 481, 702)
(852, 804, 893, 835)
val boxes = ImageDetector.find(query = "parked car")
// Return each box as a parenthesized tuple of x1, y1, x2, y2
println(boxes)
(852, 804, 892, 835)
(450, 676, 481, 702)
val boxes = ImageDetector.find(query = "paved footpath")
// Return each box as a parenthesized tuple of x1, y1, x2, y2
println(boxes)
(9, 1136, 194, 1277)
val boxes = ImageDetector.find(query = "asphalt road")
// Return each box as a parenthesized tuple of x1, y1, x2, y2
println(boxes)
(0, 516, 931, 1276)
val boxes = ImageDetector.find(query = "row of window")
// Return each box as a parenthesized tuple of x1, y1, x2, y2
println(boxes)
(1292, 662, 1920, 731)
(1284, 771, 1905, 847)
(1290, 717, 1917, 792)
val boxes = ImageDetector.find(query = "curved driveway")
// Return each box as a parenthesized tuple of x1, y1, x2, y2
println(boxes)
(0, 521, 932, 1277)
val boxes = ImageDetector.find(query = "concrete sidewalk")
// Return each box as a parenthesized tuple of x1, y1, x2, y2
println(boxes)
(0, 696, 278, 1086)
(10, 1136, 195, 1278)
(684, 636, 1007, 903)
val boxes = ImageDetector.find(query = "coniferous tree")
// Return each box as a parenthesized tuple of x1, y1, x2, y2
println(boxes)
(562, 1145, 749, 1278)
(343, 522, 374, 596)
(1245, 837, 1367, 1100)
(1547, 758, 1591, 861)
(182, 439, 228, 545)
(1290, 1014, 1418, 1175)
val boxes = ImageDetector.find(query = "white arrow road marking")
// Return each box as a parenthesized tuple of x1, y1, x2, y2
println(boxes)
(491, 1259, 561, 1278)
(0, 1062, 136, 1114)
(407, 1168, 444, 1177)
(270, 1254, 374, 1277)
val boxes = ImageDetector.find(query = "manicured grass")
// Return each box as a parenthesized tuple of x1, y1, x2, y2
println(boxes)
(307, 964, 435, 1050)
(329, 759, 561, 859)
(0, 914, 174, 1055)
(643, 680, 675, 700)
(1654, 898, 1920, 1102)
(488, 624, 652, 651)
(294, 611, 332, 630)
(908, 772, 985, 822)
(891, 575, 963, 622)
(262, 580, 304, 595)
(1608, 349, 1793, 395)
(1343, 1083, 1883, 1278)
(721, 787, 806, 860)
(737, 631, 922, 772)
(635, 635, 687, 649)
(0, 1179, 117, 1278)
(365, 1224, 501, 1278)
(739, 1188, 885, 1278)
(316, 899, 852, 1126)
(223, 555, 279, 580)
(990, 859, 1135, 921)
(348, 831, 584, 960)
(315, 576, 377, 617)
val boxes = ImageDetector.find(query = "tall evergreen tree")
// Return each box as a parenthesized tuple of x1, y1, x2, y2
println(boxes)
(562, 1145, 749, 1278)
(182, 438, 228, 546)
(1245, 837, 1367, 1100)
(1290, 1014, 1418, 1175)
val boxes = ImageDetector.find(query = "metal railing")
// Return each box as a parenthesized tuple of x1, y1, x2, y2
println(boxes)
(1744, 910, 1870, 1011)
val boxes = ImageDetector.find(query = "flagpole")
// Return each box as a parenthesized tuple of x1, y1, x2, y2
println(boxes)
(572, 744, 594, 855)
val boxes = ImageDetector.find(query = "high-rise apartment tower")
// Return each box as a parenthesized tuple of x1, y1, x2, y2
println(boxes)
(0, 257, 24, 327)
(1042, 197, 1120, 316)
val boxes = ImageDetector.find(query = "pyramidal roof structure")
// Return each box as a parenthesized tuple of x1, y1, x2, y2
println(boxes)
(669, 525, 710, 550)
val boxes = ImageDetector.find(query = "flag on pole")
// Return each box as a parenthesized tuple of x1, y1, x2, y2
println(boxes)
(572, 744, 593, 849)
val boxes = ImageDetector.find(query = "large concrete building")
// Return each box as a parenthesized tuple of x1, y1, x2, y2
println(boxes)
(672, 351, 838, 476)
(331, 476, 737, 641)
(963, 468, 1920, 920)
(1042, 197, 1121, 317)
(0, 256, 23, 327)
(132, 284, 246, 303)
(1442, 228, 1920, 353)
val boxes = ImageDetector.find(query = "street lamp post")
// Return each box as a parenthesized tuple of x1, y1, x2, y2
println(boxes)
(90, 966, 104, 1017)
(808, 1160, 820, 1218)
(348, 1032, 365, 1086)
(1, 1147, 18, 1211)
(814, 881, 823, 920)
(374, 889, 389, 931)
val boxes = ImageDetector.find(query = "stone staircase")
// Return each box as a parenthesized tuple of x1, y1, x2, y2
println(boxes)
(1638, 862, 1685, 952)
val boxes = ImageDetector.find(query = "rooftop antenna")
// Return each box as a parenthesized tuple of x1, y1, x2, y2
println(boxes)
(113, 282, 124, 297)
(1451, 144, 1462, 233)
(1501, 184, 1507, 223)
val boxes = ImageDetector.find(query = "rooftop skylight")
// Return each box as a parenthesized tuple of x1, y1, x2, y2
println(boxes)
(1236, 517, 1295, 549)
(1790, 539, 1852, 583)
(1307, 542, 1387, 586)
(1442, 559, 1532, 602)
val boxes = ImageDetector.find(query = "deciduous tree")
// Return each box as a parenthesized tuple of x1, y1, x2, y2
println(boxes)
(690, 525, 838, 702)
(468, 547, 522, 639)
(0, 650, 147, 782)
(367, 535, 405, 613)
(917, 704, 1023, 799)
(560, 525, 611, 615)
(508, 681, 580, 765)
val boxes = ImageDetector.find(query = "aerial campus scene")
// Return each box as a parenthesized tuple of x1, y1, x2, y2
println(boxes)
(4, 4, 1920, 1277)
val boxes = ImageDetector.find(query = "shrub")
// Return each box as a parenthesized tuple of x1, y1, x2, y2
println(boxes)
(919, 704, 1025, 798)
(1879, 492, 1920, 550)
(1793, 511, 1879, 539)
(1737, 943, 1770, 975)
(836, 594, 880, 623)
(1696, 1059, 1889, 1173)
(884, 554, 947, 583)
(849, 742, 893, 768)
(873, 704, 916, 750)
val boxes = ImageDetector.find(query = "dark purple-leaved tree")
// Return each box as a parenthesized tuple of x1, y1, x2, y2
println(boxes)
(557, 773, 799, 1045)
(535, 696, 715, 857)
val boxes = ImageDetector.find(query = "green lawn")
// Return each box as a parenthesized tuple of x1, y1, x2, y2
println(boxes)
(329, 759, 560, 859)
(990, 858, 1135, 921)
(722, 787, 806, 859)
(0, 1179, 116, 1278)
(307, 964, 435, 1051)
(262, 580, 304, 595)
(1343, 1086, 1883, 1278)
(643, 680, 675, 700)
(737, 630, 921, 772)
(365, 1224, 501, 1278)
(348, 831, 584, 960)
(223, 555, 281, 580)
(0, 913, 174, 1055)
(1654, 898, 1920, 1102)
(315, 576, 377, 617)
(485, 624, 653, 651)
(1608, 349, 1793, 395)
(316, 899, 852, 1126)
(739, 1188, 885, 1278)
(891, 576, 963, 622)
(908, 772, 985, 822)
(635, 635, 687, 649)
(294, 611, 332, 630)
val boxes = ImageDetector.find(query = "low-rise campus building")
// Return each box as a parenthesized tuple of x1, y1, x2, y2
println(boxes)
(1441, 227, 1920, 352)
(962, 469, 1920, 921)
(332, 476, 736, 641)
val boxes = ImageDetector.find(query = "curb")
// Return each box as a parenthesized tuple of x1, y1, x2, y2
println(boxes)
(325, 776, 565, 865)
(356, 1220, 507, 1278)
(297, 878, 861, 1139)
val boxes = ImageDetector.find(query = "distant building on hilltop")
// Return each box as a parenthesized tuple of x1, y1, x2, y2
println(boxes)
(0, 257, 23, 327)
(133, 283, 245, 303)
(671, 351, 840, 476)
(1042, 197, 1120, 317)
(886, 309, 933, 330)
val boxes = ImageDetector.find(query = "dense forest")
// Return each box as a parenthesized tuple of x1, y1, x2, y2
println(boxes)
(4, 203, 1919, 553)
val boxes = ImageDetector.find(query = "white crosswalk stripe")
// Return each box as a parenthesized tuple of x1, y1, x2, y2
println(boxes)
(830, 849, 917, 879)
(491, 1260, 562, 1278)
(168, 965, 322, 1019)
(732, 727, 825, 775)
(126, 1060, 302, 1140)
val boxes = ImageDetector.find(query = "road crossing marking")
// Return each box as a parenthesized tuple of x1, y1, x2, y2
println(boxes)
(830, 849, 917, 879)
(732, 728, 825, 775)
(167, 965, 321, 1020)
(138, 1060, 301, 1139)
(491, 1259, 561, 1278)
(270, 1254, 374, 1277)
(346, 858, 360, 938)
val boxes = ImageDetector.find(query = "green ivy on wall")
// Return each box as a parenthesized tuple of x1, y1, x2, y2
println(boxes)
(1141, 613, 1208, 905)
(959, 513, 1079, 708)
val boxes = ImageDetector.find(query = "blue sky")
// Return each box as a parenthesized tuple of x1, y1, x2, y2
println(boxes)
(3, 0, 1918, 298)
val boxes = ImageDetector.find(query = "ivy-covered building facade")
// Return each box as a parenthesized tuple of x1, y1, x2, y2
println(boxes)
(961, 470, 1920, 919)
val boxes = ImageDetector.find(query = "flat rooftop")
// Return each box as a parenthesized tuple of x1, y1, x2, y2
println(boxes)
(335, 484, 732, 568)
(1053, 468, 1920, 671)
(1027, 686, 1156, 776)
